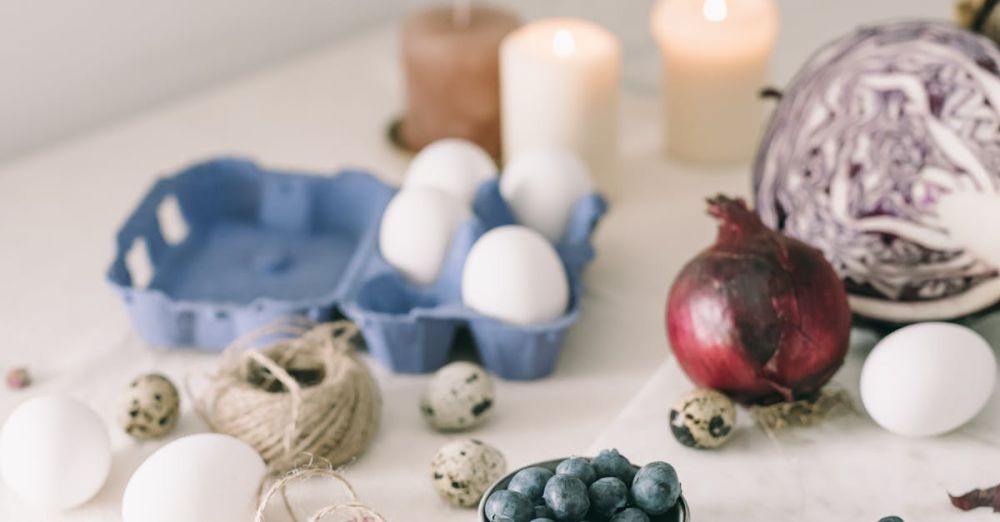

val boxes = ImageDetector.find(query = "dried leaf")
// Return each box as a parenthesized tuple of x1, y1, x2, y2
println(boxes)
(949, 484, 1000, 513)
(749, 387, 855, 438)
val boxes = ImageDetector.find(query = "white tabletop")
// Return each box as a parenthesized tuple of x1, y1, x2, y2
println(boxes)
(589, 327, 1000, 522)
(0, 1, 970, 520)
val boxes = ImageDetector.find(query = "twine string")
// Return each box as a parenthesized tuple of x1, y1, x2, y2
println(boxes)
(254, 467, 368, 522)
(243, 349, 303, 456)
(308, 502, 388, 522)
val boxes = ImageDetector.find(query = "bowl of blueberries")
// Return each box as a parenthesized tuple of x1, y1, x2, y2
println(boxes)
(479, 449, 689, 522)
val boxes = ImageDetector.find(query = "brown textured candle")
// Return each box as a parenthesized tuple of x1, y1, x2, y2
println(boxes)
(401, 5, 521, 160)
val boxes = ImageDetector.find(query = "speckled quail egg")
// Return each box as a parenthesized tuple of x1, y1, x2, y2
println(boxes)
(430, 439, 507, 507)
(421, 362, 496, 432)
(119, 373, 181, 440)
(669, 388, 736, 449)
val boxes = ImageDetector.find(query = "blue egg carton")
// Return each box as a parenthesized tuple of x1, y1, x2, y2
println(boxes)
(108, 157, 607, 380)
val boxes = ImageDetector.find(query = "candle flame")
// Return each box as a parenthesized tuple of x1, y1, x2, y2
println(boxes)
(703, 0, 727, 22)
(553, 29, 576, 57)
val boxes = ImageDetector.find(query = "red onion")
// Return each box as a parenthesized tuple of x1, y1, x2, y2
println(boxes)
(666, 196, 852, 405)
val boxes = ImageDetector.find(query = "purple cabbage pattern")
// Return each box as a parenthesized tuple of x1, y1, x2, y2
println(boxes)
(754, 22, 1000, 322)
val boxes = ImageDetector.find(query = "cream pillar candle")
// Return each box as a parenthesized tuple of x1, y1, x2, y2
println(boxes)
(501, 18, 621, 197)
(651, 0, 779, 164)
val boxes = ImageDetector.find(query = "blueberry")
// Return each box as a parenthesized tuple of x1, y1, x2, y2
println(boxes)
(543, 474, 590, 521)
(591, 449, 635, 484)
(609, 508, 650, 522)
(534, 504, 555, 519)
(630, 462, 680, 515)
(879, 518, 904, 522)
(509, 467, 555, 504)
(529, 519, 555, 522)
(485, 490, 534, 522)
(556, 457, 597, 486)
(589, 477, 628, 519)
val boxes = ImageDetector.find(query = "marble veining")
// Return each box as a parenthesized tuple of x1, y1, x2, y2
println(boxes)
(590, 328, 1000, 522)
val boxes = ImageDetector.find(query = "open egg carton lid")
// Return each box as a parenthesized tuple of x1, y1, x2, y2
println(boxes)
(108, 157, 607, 380)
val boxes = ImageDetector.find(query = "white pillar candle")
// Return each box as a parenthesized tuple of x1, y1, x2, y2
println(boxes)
(501, 18, 622, 197)
(651, 0, 779, 164)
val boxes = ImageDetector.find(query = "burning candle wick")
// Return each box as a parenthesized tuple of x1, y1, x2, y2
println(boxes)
(703, 0, 728, 22)
(553, 29, 576, 57)
(453, 0, 471, 28)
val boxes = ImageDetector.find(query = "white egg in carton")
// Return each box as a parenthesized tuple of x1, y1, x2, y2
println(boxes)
(346, 140, 607, 380)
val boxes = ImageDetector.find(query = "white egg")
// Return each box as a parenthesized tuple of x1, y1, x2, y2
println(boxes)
(860, 322, 998, 437)
(404, 138, 497, 204)
(462, 225, 569, 325)
(122, 433, 266, 522)
(421, 362, 496, 432)
(380, 187, 471, 285)
(500, 148, 594, 242)
(0, 395, 111, 509)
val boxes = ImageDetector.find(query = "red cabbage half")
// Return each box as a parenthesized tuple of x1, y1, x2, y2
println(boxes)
(754, 21, 1000, 323)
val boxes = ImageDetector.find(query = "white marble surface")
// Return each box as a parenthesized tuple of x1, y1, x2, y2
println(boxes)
(0, 1, 981, 521)
(588, 326, 1000, 522)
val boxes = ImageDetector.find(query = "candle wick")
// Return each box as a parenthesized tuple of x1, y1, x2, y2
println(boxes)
(759, 87, 784, 100)
(453, 0, 472, 28)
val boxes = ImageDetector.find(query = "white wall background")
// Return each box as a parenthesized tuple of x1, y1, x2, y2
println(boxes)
(0, 0, 951, 161)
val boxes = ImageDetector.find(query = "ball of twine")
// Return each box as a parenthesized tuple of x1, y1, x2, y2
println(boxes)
(196, 319, 381, 473)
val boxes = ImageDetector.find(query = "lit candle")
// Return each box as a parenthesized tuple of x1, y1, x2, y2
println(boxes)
(651, 0, 779, 164)
(401, 3, 521, 160)
(500, 18, 622, 196)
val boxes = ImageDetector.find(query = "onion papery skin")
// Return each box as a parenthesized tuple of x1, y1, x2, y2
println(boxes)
(754, 21, 1000, 323)
(666, 196, 852, 405)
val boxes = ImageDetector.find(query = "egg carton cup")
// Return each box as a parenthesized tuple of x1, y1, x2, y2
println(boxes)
(342, 179, 607, 381)
(109, 157, 607, 380)
(107, 158, 394, 349)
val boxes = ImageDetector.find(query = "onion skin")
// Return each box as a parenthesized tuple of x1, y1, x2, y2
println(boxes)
(666, 196, 852, 405)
